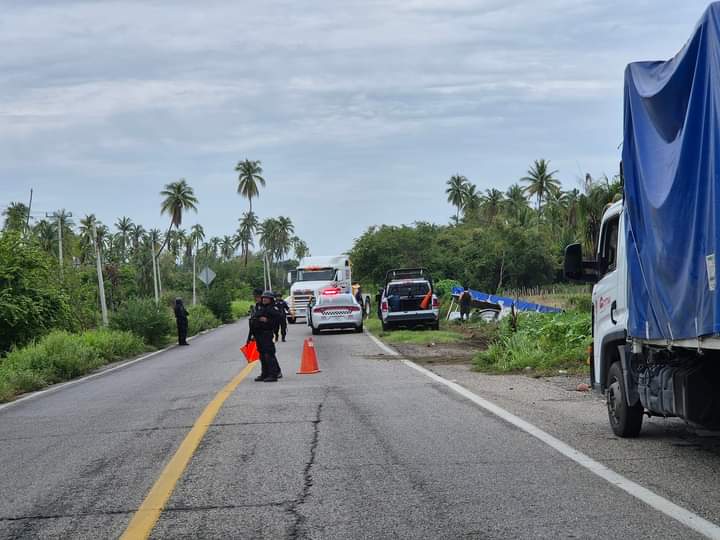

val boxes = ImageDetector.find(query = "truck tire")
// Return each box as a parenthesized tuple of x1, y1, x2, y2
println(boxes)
(288, 317, 296, 325)
(381, 320, 390, 332)
(607, 361, 644, 438)
(311, 327, 320, 335)
(431, 321, 440, 331)
(355, 324, 364, 333)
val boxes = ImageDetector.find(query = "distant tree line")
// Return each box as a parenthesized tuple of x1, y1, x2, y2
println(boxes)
(350, 159, 622, 291)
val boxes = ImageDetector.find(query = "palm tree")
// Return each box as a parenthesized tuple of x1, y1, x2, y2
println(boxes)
(521, 159, 561, 212)
(130, 223, 145, 256)
(292, 236, 310, 261)
(236, 211, 258, 266)
(275, 216, 295, 261)
(461, 183, 481, 221)
(446, 174, 469, 224)
(159, 179, 198, 255)
(2, 202, 30, 232)
(236, 159, 266, 214)
(209, 236, 221, 259)
(79, 214, 109, 322)
(481, 189, 505, 223)
(114, 216, 134, 263)
(259, 218, 280, 261)
(505, 184, 527, 211)
(33, 219, 56, 254)
(220, 235, 236, 261)
(189, 224, 205, 305)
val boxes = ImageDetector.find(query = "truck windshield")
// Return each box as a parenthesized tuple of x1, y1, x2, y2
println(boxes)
(297, 269, 336, 281)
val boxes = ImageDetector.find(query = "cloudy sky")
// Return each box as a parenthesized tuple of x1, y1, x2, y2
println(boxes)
(0, 0, 713, 254)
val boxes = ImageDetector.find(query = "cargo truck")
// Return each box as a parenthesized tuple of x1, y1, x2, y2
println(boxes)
(565, 3, 720, 437)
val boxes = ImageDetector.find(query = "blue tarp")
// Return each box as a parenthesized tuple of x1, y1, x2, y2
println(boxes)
(451, 287, 562, 314)
(624, 3, 720, 340)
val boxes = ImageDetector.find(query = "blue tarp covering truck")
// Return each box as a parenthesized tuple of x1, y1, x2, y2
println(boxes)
(565, 3, 720, 437)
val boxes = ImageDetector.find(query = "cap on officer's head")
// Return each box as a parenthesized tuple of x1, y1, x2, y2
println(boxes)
(261, 290, 275, 299)
(253, 287, 264, 297)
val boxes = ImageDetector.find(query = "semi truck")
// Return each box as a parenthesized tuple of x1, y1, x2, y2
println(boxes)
(565, 3, 720, 437)
(286, 255, 370, 323)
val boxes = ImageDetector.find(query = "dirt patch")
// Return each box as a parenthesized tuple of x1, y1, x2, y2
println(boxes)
(393, 341, 481, 365)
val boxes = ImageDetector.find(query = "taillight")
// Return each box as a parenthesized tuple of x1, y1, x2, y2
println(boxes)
(347, 306, 360, 312)
(381, 301, 388, 312)
(432, 297, 439, 308)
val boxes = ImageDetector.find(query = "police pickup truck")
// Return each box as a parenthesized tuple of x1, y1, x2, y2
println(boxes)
(376, 268, 439, 331)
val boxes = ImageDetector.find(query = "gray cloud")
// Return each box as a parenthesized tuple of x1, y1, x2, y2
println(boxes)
(0, 0, 712, 253)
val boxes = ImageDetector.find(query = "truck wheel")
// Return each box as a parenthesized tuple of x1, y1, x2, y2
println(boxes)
(311, 327, 320, 335)
(355, 324, 364, 333)
(288, 317, 296, 325)
(381, 321, 390, 332)
(431, 321, 440, 331)
(607, 361, 643, 438)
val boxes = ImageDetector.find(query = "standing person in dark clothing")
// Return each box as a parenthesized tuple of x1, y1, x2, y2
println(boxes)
(273, 293, 289, 342)
(354, 287, 365, 319)
(248, 291, 282, 382)
(174, 298, 189, 345)
(459, 286, 472, 322)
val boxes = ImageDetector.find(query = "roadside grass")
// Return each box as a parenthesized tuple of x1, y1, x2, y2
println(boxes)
(231, 300, 253, 320)
(474, 311, 591, 375)
(0, 329, 146, 402)
(365, 316, 464, 345)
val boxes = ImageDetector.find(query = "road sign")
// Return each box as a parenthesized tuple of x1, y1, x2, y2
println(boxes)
(198, 266, 216, 286)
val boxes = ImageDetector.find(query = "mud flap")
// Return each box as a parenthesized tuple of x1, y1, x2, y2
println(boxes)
(618, 344, 641, 407)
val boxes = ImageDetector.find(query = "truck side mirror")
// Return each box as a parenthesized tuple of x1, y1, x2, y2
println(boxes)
(287, 272, 292, 284)
(564, 243, 599, 284)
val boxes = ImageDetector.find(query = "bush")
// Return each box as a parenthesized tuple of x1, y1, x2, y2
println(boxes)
(204, 284, 233, 323)
(110, 298, 173, 347)
(0, 232, 74, 353)
(79, 328, 145, 360)
(474, 311, 591, 373)
(187, 304, 220, 336)
(434, 279, 461, 299)
(0, 329, 148, 402)
(231, 299, 254, 319)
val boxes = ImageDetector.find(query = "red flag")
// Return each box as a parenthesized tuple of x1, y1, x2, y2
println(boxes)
(241, 340, 260, 363)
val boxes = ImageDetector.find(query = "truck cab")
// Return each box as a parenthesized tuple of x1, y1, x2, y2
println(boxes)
(287, 255, 370, 323)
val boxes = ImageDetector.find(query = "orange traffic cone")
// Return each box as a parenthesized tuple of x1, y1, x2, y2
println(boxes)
(297, 337, 321, 374)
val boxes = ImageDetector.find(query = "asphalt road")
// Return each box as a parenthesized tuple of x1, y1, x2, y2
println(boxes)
(0, 321, 713, 539)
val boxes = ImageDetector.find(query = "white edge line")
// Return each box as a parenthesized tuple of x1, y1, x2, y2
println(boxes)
(0, 320, 240, 413)
(363, 329, 720, 540)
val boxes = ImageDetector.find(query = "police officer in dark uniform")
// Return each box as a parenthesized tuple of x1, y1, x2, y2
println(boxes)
(174, 298, 189, 346)
(248, 290, 282, 382)
(273, 293, 289, 342)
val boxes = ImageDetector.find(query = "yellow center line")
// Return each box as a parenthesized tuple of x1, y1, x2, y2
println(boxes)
(120, 361, 257, 540)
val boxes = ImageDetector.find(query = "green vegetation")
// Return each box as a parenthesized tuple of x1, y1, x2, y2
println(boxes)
(0, 329, 145, 401)
(110, 298, 174, 347)
(474, 311, 591, 374)
(231, 300, 254, 319)
(350, 170, 621, 294)
(187, 305, 221, 336)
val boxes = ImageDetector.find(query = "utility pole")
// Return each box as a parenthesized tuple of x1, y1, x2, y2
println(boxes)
(93, 223, 108, 326)
(192, 246, 197, 305)
(151, 239, 159, 306)
(25, 188, 33, 235)
(46, 210, 72, 280)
